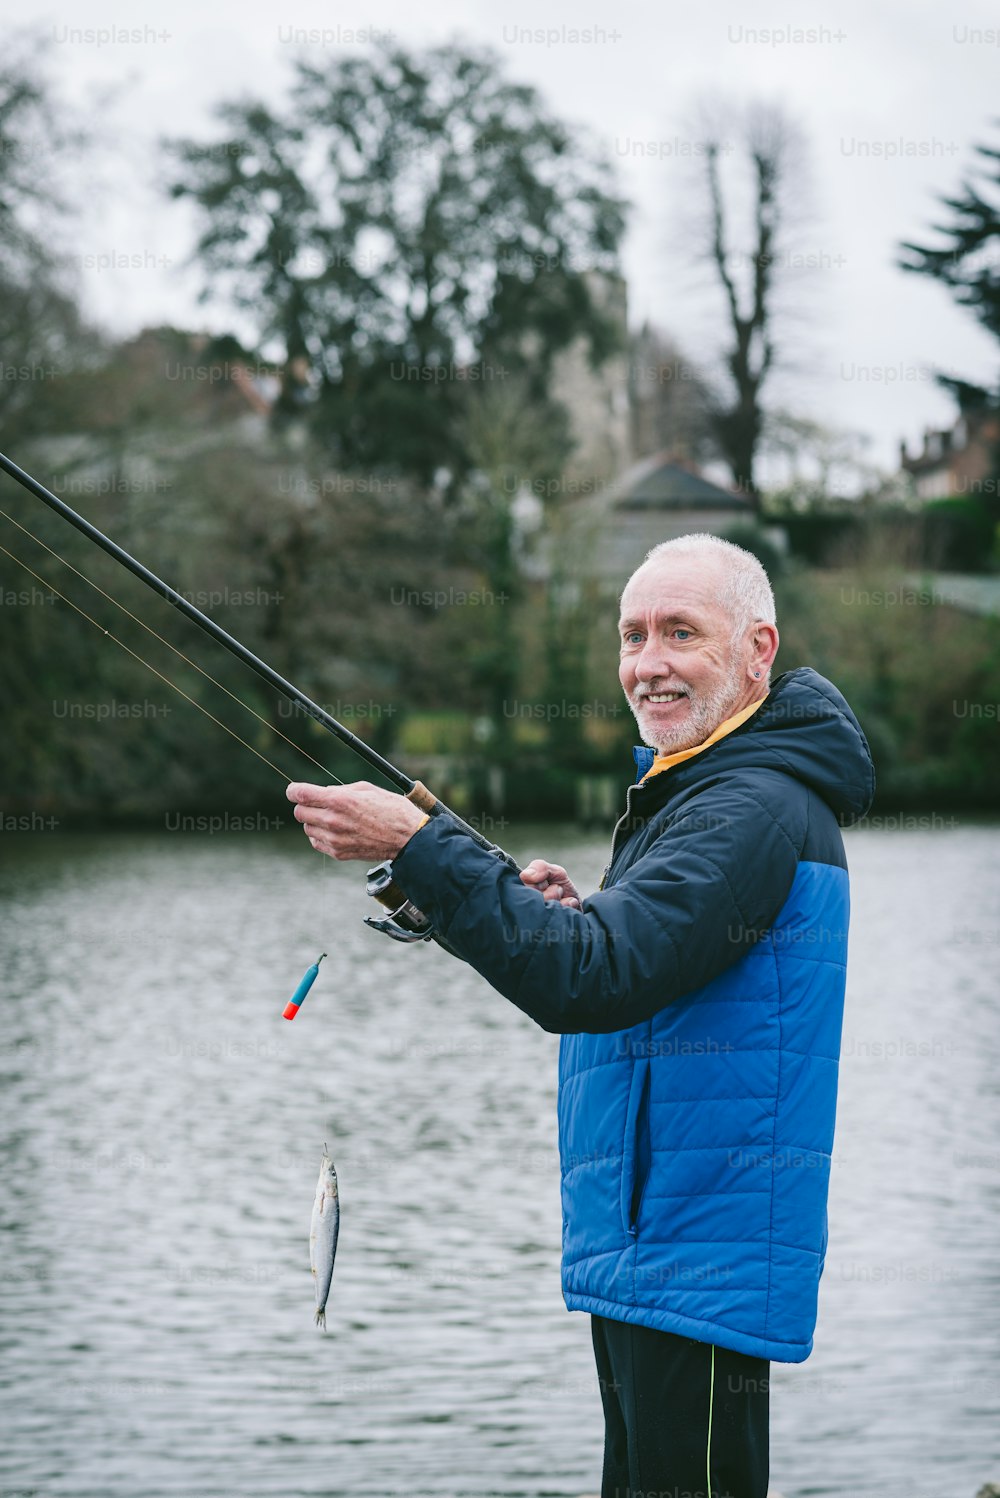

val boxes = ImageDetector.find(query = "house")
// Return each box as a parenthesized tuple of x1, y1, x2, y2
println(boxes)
(21, 327, 290, 494)
(549, 450, 756, 590)
(900, 408, 999, 501)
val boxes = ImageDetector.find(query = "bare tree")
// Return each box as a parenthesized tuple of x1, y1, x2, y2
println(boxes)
(761, 411, 880, 508)
(685, 102, 811, 509)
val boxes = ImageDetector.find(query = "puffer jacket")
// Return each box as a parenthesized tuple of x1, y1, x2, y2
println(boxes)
(391, 666, 875, 1362)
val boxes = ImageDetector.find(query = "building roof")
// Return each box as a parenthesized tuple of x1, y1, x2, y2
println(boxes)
(548, 451, 755, 587)
(607, 452, 751, 511)
(899, 408, 1000, 500)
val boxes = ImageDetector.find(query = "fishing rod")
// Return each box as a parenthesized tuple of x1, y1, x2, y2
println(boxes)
(0, 448, 519, 945)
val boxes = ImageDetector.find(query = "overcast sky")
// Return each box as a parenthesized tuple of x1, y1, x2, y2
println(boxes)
(23, 0, 1000, 475)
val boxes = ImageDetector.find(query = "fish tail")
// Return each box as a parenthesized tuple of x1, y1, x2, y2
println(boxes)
(315, 1307, 326, 1331)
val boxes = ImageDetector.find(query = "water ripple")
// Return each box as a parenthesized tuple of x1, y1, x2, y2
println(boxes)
(0, 824, 998, 1497)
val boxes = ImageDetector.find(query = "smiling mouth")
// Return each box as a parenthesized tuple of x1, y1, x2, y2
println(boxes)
(639, 691, 688, 705)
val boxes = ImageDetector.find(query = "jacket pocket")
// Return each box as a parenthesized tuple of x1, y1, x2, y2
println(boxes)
(620, 1056, 651, 1239)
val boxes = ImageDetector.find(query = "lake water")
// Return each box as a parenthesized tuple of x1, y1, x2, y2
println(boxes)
(1, 820, 998, 1498)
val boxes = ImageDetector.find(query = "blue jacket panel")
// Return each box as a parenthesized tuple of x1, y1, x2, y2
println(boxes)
(392, 668, 875, 1362)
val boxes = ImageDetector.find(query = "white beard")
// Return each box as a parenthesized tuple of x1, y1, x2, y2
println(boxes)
(628, 657, 746, 755)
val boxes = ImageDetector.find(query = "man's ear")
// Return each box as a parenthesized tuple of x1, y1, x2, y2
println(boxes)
(748, 623, 779, 678)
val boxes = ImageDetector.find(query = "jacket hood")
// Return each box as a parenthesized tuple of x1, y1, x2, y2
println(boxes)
(635, 666, 876, 826)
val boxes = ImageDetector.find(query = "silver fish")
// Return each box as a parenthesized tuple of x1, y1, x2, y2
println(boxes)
(310, 1144, 339, 1330)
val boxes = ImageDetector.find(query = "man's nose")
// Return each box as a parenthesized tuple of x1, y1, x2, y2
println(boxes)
(633, 636, 677, 682)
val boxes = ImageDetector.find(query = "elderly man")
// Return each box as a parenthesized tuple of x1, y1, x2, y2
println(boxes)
(287, 533, 875, 1498)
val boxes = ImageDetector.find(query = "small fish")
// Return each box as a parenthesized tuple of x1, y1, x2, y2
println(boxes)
(309, 1144, 339, 1330)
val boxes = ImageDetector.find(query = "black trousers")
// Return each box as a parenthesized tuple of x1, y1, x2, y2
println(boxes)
(591, 1315, 770, 1498)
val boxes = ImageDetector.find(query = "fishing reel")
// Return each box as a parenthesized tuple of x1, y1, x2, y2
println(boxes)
(364, 861, 435, 943)
(363, 779, 439, 944)
(363, 784, 519, 954)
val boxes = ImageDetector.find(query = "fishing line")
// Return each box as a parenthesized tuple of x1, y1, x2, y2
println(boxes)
(0, 504, 346, 787)
(0, 537, 295, 783)
(0, 446, 513, 957)
(0, 531, 337, 1016)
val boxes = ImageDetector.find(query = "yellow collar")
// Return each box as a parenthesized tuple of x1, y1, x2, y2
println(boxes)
(638, 694, 768, 783)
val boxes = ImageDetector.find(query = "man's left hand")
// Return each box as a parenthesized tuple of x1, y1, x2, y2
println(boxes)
(286, 780, 427, 862)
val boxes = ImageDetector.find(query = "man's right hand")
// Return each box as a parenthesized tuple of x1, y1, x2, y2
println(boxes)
(519, 860, 582, 909)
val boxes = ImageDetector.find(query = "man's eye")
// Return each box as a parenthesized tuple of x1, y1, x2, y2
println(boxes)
(623, 631, 643, 644)
(674, 629, 692, 640)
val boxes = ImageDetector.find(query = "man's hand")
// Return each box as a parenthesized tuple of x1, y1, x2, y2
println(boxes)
(286, 780, 427, 862)
(519, 860, 582, 909)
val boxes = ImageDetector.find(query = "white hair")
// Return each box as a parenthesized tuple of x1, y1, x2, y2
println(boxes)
(629, 532, 776, 641)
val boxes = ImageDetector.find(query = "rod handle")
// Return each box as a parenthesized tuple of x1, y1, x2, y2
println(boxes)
(405, 780, 438, 814)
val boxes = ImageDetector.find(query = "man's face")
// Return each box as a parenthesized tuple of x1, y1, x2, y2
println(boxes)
(618, 557, 752, 754)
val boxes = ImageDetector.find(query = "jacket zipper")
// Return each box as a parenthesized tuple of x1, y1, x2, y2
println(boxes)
(601, 783, 639, 889)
